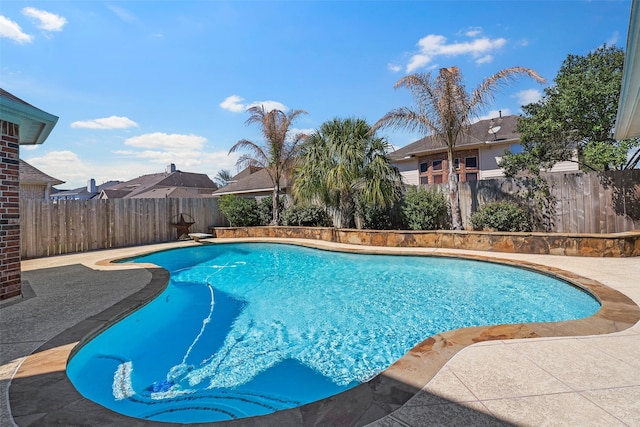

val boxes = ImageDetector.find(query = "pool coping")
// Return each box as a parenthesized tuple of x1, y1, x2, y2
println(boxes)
(9, 238, 640, 426)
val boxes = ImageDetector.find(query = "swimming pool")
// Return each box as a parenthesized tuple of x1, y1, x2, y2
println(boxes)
(67, 242, 600, 423)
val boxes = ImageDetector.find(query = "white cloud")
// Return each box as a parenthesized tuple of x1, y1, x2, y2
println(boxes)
(289, 127, 315, 139)
(465, 27, 483, 37)
(114, 149, 199, 164)
(26, 145, 241, 189)
(113, 146, 241, 176)
(606, 31, 619, 47)
(26, 150, 91, 187)
(71, 116, 139, 130)
(114, 148, 236, 166)
(406, 51, 432, 74)
(30, 150, 140, 189)
(220, 95, 247, 112)
(124, 132, 207, 150)
(475, 109, 512, 122)
(514, 89, 542, 106)
(117, 133, 242, 175)
(0, 15, 33, 43)
(220, 95, 288, 113)
(476, 55, 493, 64)
(22, 7, 67, 32)
(406, 34, 507, 73)
(387, 63, 402, 73)
(247, 100, 288, 112)
(108, 5, 137, 23)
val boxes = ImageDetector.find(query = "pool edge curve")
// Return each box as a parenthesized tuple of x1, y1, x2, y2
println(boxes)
(9, 239, 640, 427)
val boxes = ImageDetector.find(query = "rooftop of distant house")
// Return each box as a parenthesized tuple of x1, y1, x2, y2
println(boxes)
(19, 159, 65, 186)
(100, 164, 217, 199)
(389, 114, 519, 161)
(212, 166, 289, 197)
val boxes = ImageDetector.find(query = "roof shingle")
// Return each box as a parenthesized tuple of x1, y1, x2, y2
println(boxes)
(389, 115, 520, 160)
(19, 159, 64, 186)
(106, 170, 217, 198)
(213, 167, 288, 196)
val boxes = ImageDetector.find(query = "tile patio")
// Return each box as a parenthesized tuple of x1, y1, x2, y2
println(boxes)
(1, 239, 639, 426)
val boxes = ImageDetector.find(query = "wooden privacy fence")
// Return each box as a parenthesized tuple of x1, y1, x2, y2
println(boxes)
(433, 170, 640, 233)
(19, 171, 638, 259)
(20, 198, 224, 259)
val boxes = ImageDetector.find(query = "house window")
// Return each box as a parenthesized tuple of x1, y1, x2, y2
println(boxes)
(454, 158, 460, 169)
(465, 156, 478, 169)
(466, 173, 478, 182)
(419, 162, 428, 173)
(432, 160, 443, 171)
(420, 176, 429, 185)
(432, 174, 443, 184)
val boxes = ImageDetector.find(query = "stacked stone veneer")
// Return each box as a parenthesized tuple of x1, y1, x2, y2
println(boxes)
(0, 120, 21, 299)
(211, 226, 640, 257)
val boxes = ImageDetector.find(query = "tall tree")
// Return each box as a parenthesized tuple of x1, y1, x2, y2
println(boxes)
(501, 45, 640, 175)
(293, 118, 402, 228)
(214, 169, 233, 188)
(373, 66, 545, 230)
(229, 105, 307, 225)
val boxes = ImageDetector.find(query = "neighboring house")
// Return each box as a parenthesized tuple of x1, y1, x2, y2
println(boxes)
(19, 159, 64, 200)
(212, 166, 288, 199)
(98, 164, 217, 199)
(389, 114, 578, 186)
(50, 179, 121, 201)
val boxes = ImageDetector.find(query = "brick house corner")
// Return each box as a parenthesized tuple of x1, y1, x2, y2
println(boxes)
(0, 89, 58, 300)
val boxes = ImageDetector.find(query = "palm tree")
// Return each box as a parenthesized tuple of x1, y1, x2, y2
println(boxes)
(214, 169, 233, 188)
(372, 66, 546, 230)
(293, 117, 402, 228)
(229, 105, 307, 225)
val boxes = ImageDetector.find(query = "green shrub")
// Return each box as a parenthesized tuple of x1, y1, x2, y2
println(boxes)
(401, 186, 449, 230)
(218, 194, 259, 227)
(281, 205, 332, 227)
(257, 196, 286, 225)
(355, 198, 396, 230)
(470, 201, 532, 232)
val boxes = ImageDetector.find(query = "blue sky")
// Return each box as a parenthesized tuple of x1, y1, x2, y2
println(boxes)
(1, 0, 633, 189)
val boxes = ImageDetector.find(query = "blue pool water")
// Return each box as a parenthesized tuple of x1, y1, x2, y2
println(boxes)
(67, 243, 600, 423)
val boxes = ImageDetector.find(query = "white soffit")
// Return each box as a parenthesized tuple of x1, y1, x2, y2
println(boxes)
(0, 91, 58, 145)
(615, 0, 640, 140)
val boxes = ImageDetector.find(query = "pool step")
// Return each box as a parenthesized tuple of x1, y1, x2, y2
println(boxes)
(138, 389, 301, 421)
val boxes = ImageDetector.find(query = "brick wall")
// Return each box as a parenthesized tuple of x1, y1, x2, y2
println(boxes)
(418, 148, 480, 185)
(1, 120, 21, 300)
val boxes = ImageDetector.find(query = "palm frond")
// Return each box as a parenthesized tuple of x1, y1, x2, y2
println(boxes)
(470, 66, 547, 113)
(232, 105, 307, 224)
(371, 65, 545, 230)
(229, 139, 269, 166)
(372, 107, 437, 136)
(292, 117, 403, 226)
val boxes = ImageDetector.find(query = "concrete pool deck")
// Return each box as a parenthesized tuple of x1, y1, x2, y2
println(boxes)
(1, 238, 640, 426)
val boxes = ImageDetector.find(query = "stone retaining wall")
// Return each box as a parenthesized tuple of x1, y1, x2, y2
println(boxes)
(210, 227, 640, 257)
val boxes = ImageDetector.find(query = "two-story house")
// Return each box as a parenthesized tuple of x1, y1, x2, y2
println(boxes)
(389, 113, 578, 186)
